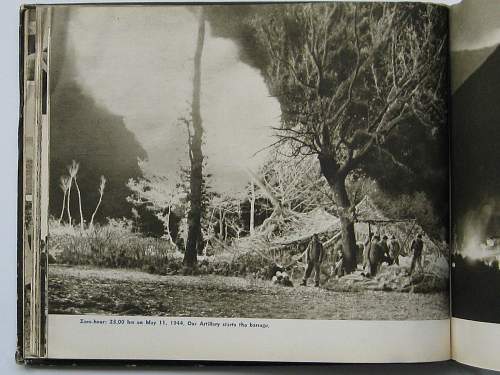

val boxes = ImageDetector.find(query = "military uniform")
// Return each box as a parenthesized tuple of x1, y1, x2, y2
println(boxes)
(368, 237, 384, 276)
(410, 236, 424, 274)
(380, 237, 393, 265)
(301, 235, 325, 286)
(389, 237, 401, 265)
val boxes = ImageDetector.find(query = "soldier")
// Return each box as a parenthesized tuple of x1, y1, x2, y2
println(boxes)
(331, 240, 344, 278)
(363, 233, 373, 271)
(389, 235, 401, 265)
(368, 235, 384, 276)
(301, 233, 325, 287)
(380, 235, 393, 265)
(410, 234, 424, 275)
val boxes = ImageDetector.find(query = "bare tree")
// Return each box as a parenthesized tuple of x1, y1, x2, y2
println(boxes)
(58, 175, 71, 223)
(127, 169, 184, 247)
(184, 8, 206, 271)
(253, 3, 447, 272)
(68, 160, 84, 229)
(249, 181, 256, 235)
(90, 175, 106, 227)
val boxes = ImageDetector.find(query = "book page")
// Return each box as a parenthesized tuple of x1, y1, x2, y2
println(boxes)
(36, 2, 450, 363)
(450, 0, 500, 370)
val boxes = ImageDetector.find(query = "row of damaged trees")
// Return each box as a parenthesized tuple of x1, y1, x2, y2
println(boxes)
(130, 3, 448, 274)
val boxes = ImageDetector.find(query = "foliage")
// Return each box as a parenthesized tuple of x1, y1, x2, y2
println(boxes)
(127, 160, 186, 245)
(49, 217, 277, 278)
(251, 3, 448, 168)
(50, 218, 175, 270)
(350, 178, 446, 241)
(258, 148, 336, 214)
(240, 3, 448, 272)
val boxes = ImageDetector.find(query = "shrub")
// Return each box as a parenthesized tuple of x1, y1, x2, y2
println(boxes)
(49, 218, 290, 280)
(49, 218, 175, 269)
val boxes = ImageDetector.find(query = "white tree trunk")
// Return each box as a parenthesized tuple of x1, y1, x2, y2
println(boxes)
(58, 191, 67, 223)
(74, 179, 84, 230)
(90, 191, 103, 227)
(164, 205, 176, 247)
(66, 178, 73, 225)
(219, 207, 224, 239)
(250, 181, 255, 235)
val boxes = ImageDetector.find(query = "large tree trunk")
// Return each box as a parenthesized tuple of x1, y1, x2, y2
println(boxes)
(164, 206, 176, 247)
(183, 10, 206, 270)
(332, 176, 357, 274)
(319, 157, 357, 274)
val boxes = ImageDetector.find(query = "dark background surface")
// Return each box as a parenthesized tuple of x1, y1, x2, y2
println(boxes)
(451, 41, 500, 323)
(5, 361, 498, 375)
(1, 0, 496, 374)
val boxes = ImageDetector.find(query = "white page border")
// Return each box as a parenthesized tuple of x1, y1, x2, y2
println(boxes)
(48, 315, 450, 362)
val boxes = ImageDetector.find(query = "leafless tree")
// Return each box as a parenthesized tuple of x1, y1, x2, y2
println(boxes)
(90, 175, 107, 227)
(183, 8, 207, 271)
(254, 3, 447, 272)
(58, 175, 71, 223)
(68, 160, 84, 229)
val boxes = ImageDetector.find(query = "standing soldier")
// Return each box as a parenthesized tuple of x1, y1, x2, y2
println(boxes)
(301, 234, 325, 287)
(389, 235, 401, 265)
(410, 234, 424, 275)
(380, 235, 393, 265)
(363, 233, 373, 271)
(368, 235, 384, 276)
(331, 240, 344, 277)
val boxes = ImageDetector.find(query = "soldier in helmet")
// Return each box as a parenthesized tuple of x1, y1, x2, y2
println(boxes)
(301, 234, 325, 287)
(380, 235, 393, 265)
(410, 234, 425, 275)
(389, 235, 401, 265)
(363, 233, 373, 271)
(368, 235, 384, 276)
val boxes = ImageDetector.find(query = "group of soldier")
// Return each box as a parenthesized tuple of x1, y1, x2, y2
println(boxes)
(300, 232, 425, 287)
(363, 234, 424, 276)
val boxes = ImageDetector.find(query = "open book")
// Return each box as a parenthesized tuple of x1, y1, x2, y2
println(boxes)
(17, 0, 500, 369)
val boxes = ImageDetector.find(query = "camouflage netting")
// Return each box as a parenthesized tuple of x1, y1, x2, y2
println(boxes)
(220, 196, 449, 293)
(228, 207, 340, 257)
(228, 196, 445, 258)
(354, 197, 446, 256)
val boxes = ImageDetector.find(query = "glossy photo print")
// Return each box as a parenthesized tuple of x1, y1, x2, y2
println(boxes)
(46, 3, 450, 321)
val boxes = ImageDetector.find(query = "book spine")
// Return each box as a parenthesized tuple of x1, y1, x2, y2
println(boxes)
(18, 5, 52, 362)
(16, 5, 27, 365)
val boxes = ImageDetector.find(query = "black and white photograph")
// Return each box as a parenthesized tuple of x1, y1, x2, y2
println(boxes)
(46, 3, 450, 321)
(451, 0, 500, 324)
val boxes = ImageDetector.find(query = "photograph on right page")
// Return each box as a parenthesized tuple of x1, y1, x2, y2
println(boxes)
(451, 0, 500, 323)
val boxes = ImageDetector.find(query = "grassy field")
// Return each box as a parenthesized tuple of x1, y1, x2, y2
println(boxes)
(49, 264, 449, 320)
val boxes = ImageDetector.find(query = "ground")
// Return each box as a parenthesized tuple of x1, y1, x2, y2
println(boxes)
(49, 264, 449, 320)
